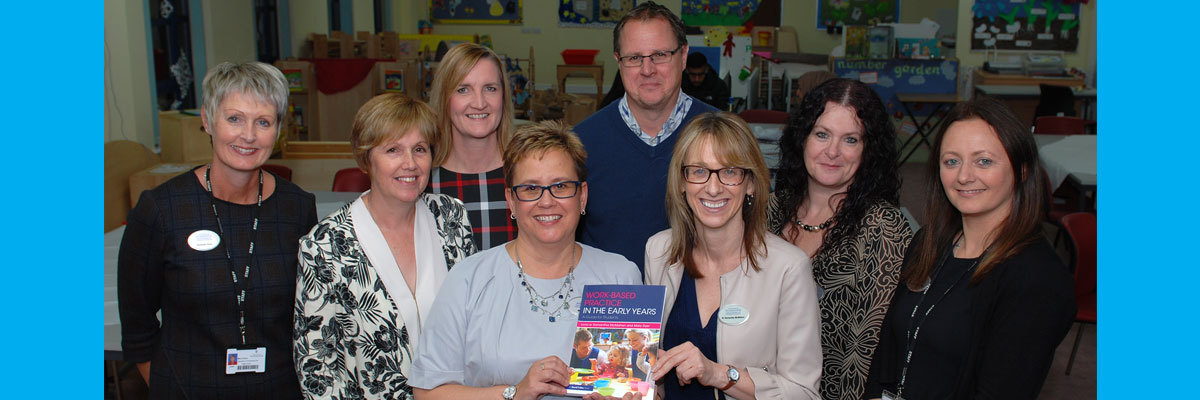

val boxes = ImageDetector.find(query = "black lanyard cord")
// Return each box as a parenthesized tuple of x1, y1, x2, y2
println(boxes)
(896, 243, 979, 398)
(204, 166, 263, 345)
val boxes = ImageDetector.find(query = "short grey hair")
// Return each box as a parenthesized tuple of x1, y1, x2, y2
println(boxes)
(624, 329, 650, 340)
(201, 61, 289, 135)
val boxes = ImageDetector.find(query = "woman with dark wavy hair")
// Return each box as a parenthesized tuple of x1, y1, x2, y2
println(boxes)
(767, 78, 913, 400)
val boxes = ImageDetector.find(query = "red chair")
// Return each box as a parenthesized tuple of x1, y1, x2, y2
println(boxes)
(738, 109, 789, 125)
(332, 168, 370, 192)
(1035, 116, 1095, 135)
(261, 164, 293, 181)
(1060, 212, 1096, 375)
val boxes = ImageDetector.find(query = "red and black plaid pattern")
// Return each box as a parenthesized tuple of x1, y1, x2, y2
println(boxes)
(427, 166, 516, 250)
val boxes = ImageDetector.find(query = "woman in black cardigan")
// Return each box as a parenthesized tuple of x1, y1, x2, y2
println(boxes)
(863, 96, 1076, 399)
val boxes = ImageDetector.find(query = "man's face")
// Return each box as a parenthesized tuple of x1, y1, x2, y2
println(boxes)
(686, 66, 707, 86)
(615, 18, 686, 113)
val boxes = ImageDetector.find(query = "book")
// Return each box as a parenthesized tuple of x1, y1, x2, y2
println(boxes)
(566, 284, 666, 398)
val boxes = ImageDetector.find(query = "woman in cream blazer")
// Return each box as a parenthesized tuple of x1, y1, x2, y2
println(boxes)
(644, 112, 822, 399)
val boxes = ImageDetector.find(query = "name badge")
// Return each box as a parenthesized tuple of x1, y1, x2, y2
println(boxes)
(718, 304, 750, 326)
(188, 230, 221, 251)
(882, 389, 903, 400)
(225, 346, 267, 374)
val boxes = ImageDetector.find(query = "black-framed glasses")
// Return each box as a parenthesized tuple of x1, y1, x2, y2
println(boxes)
(681, 166, 749, 186)
(617, 45, 683, 68)
(511, 181, 582, 201)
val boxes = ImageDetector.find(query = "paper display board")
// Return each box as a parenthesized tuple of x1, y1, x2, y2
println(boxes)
(830, 57, 958, 117)
(681, 0, 780, 27)
(430, 0, 521, 24)
(816, 0, 900, 29)
(969, 0, 1080, 51)
(559, 0, 637, 28)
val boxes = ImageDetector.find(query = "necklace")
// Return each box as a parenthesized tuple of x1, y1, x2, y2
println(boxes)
(514, 243, 578, 323)
(794, 216, 834, 232)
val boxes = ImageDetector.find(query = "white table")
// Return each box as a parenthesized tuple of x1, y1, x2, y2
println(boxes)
(1035, 134, 1096, 211)
(104, 191, 361, 357)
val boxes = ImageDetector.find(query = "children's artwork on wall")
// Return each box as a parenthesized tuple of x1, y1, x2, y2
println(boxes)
(816, 0, 899, 30)
(680, 0, 780, 27)
(559, 0, 637, 28)
(431, 0, 522, 24)
(969, 0, 1080, 51)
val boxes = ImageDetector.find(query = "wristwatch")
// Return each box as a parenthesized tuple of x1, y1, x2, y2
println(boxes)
(719, 365, 739, 391)
(502, 385, 517, 400)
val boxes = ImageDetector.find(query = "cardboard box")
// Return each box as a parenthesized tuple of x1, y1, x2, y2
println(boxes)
(563, 96, 596, 126)
(159, 110, 213, 163)
(129, 163, 201, 207)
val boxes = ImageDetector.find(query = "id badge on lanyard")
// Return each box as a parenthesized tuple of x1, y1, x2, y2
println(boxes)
(225, 346, 267, 374)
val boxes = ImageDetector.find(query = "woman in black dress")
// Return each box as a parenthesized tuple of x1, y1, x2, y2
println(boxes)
(863, 96, 1076, 399)
(119, 61, 316, 399)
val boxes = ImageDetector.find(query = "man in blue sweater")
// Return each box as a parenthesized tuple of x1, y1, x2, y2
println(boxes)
(574, 1, 719, 271)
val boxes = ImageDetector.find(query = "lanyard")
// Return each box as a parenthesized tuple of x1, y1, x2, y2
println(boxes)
(204, 166, 263, 345)
(896, 245, 979, 398)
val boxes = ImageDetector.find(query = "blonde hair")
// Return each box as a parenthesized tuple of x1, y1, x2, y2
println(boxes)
(665, 112, 771, 277)
(608, 344, 632, 368)
(502, 120, 588, 187)
(430, 43, 514, 166)
(350, 93, 438, 172)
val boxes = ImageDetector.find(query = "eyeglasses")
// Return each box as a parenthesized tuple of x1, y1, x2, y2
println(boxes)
(511, 181, 582, 202)
(681, 166, 749, 186)
(617, 45, 683, 68)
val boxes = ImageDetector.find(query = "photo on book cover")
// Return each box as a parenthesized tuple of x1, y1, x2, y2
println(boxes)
(566, 284, 666, 398)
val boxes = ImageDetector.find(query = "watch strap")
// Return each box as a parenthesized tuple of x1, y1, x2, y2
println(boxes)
(718, 365, 738, 391)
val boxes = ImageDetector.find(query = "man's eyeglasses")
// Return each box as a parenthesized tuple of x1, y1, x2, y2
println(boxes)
(511, 181, 583, 201)
(681, 166, 749, 186)
(617, 45, 683, 68)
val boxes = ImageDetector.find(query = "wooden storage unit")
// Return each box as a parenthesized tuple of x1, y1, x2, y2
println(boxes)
(158, 110, 212, 163)
(282, 141, 354, 159)
(129, 163, 202, 207)
(275, 60, 320, 141)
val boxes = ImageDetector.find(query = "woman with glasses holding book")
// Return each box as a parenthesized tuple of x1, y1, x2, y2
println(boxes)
(645, 112, 822, 399)
(411, 121, 641, 400)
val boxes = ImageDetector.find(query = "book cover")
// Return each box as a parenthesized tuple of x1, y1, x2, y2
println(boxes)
(384, 69, 405, 92)
(566, 284, 666, 398)
(282, 69, 303, 92)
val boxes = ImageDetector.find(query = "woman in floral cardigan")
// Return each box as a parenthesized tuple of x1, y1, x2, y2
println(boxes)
(293, 93, 475, 399)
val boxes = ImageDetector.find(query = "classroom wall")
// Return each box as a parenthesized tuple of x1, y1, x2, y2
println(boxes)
(290, 0, 329, 58)
(203, 1, 256, 65)
(105, 0, 156, 149)
(954, 0, 1096, 87)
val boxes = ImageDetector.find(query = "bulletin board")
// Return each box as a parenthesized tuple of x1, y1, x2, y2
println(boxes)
(559, 0, 637, 28)
(431, 0, 521, 24)
(830, 57, 958, 117)
(687, 31, 753, 98)
(816, 0, 899, 29)
(680, 0, 779, 27)
(969, 0, 1080, 51)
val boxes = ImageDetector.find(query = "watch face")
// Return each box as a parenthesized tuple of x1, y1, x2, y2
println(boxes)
(503, 385, 516, 399)
(728, 366, 740, 381)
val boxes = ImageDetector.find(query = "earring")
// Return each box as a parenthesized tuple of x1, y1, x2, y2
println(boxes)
(581, 210, 587, 216)
(510, 213, 516, 220)
(745, 194, 755, 207)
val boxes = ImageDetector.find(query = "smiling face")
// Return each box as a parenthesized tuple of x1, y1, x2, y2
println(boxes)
(204, 91, 278, 173)
(574, 340, 593, 358)
(449, 58, 504, 142)
(367, 128, 433, 205)
(616, 18, 686, 113)
(683, 137, 754, 235)
(505, 149, 588, 248)
(938, 118, 1015, 223)
(627, 331, 646, 351)
(803, 102, 864, 193)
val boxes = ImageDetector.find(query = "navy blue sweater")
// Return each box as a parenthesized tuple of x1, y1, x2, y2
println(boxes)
(574, 98, 717, 271)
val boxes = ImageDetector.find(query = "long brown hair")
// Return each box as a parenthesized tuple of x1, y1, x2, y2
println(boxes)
(902, 96, 1047, 290)
(665, 112, 771, 277)
(429, 43, 514, 167)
